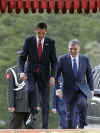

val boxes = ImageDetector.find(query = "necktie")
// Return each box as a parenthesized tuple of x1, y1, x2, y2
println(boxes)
(73, 58, 77, 77)
(37, 40, 42, 60)
(73, 58, 79, 91)
(36, 40, 42, 72)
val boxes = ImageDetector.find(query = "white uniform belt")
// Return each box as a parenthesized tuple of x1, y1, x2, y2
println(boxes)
(9, 68, 25, 91)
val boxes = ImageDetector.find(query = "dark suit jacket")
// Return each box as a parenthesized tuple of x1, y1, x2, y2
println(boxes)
(18, 36, 57, 77)
(56, 53, 94, 103)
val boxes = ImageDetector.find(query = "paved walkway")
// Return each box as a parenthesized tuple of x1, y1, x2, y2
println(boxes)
(86, 124, 100, 128)
(0, 129, 100, 133)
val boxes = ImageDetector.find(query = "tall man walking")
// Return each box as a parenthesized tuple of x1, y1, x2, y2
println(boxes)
(18, 22, 57, 128)
(56, 39, 94, 129)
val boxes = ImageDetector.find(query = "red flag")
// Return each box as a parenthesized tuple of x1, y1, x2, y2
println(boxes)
(97, 0, 100, 9)
(65, 0, 74, 13)
(58, 0, 64, 9)
(26, 0, 31, 9)
(81, 0, 89, 13)
(41, 0, 47, 9)
(90, 0, 97, 13)
(81, 0, 88, 10)
(89, 0, 96, 9)
(74, 0, 80, 9)
(17, 0, 23, 9)
(0, 0, 7, 13)
(33, 0, 39, 9)
(65, 0, 73, 10)
(49, 0, 55, 9)
(9, 0, 16, 9)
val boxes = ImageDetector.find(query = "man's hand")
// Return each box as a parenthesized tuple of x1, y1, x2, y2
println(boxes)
(20, 73, 27, 80)
(49, 77, 55, 88)
(91, 90, 94, 97)
(52, 108, 57, 114)
(56, 89, 63, 98)
(36, 106, 41, 111)
(8, 107, 15, 112)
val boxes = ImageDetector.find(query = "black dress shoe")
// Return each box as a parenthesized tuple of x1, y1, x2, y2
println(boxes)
(79, 126, 84, 129)
(26, 114, 36, 129)
(79, 124, 84, 129)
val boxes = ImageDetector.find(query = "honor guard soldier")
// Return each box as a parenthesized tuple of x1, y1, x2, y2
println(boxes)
(6, 65, 40, 129)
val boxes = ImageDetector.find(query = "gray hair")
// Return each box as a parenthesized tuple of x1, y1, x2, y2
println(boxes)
(68, 39, 80, 48)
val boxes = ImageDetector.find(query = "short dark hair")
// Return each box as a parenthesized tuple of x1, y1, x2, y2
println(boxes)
(36, 22, 47, 29)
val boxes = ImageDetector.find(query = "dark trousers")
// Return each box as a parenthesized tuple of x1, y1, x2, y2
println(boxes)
(64, 92, 87, 129)
(26, 72, 50, 129)
(56, 100, 67, 128)
(8, 112, 29, 129)
(65, 103, 78, 128)
(58, 110, 67, 129)
(76, 93, 88, 128)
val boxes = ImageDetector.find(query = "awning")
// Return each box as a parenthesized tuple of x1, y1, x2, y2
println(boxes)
(0, 0, 99, 14)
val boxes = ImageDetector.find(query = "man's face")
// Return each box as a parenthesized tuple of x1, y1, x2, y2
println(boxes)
(36, 28, 47, 40)
(68, 44, 80, 58)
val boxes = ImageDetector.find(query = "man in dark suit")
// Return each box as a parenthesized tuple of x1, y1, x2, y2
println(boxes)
(18, 22, 57, 129)
(56, 39, 94, 129)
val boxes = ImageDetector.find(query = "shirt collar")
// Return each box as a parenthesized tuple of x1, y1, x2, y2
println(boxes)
(70, 54, 79, 61)
(36, 35, 44, 45)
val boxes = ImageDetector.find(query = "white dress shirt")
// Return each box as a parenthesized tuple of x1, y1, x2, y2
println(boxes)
(20, 36, 45, 77)
(36, 35, 44, 50)
(70, 54, 79, 71)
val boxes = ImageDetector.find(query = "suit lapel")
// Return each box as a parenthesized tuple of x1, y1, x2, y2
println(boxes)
(77, 54, 82, 78)
(33, 37, 39, 62)
(66, 54, 74, 77)
(40, 37, 48, 60)
(66, 54, 82, 79)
